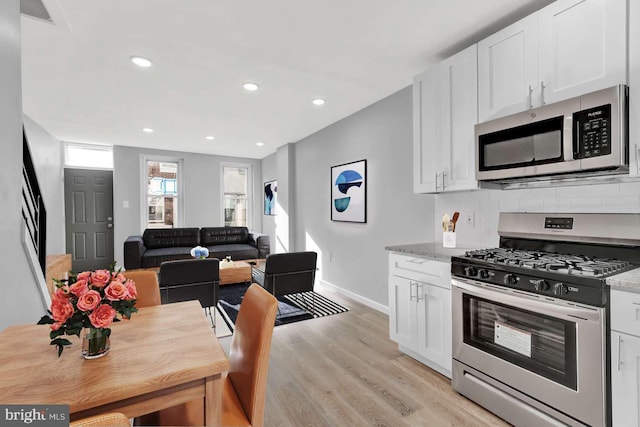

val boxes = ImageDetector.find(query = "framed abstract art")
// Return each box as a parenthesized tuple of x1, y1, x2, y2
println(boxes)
(331, 159, 366, 223)
(264, 180, 277, 215)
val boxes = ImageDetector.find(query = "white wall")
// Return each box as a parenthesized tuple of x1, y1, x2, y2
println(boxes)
(23, 115, 65, 256)
(0, 0, 48, 331)
(435, 181, 640, 249)
(290, 86, 435, 308)
(113, 146, 262, 267)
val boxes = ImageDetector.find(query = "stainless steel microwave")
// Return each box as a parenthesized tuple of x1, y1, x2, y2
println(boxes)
(475, 85, 628, 182)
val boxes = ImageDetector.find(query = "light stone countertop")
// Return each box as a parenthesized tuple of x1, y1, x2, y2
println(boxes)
(606, 267, 640, 291)
(385, 242, 475, 262)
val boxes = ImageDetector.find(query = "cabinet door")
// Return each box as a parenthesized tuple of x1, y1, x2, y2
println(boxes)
(538, 0, 627, 105)
(478, 14, 538, 122)
(416, 282, 452, 372)
(611, 331, 640, 427)
(440, 44, 478, 192)
(388, 275, 417, 351)
(413, 67, 441, 193)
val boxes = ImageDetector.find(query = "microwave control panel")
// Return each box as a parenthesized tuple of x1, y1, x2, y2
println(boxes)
(574, 104, 611, 159)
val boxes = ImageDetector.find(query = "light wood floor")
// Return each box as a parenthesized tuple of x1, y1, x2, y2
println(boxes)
(219, 287, 511, 427)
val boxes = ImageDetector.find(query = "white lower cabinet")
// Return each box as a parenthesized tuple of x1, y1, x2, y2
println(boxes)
(611, 288, 640, 426)
(388, 253, 451, 377)
(611, 331, 640, 427)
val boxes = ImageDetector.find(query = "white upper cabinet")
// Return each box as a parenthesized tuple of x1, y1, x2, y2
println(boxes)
(413, 65, 441, 193)
(439, 45, 479, 192)
(478, 15, 538, 122)
(414, 44, 478, 193)
(478, 0, 627, 123)
(538, 0, 627, 104)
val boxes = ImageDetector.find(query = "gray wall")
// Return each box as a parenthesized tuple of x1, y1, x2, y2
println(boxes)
(0, 1, 48, 330)
(113, 146, 262, 267)
(261, 152, 278, 252)
(261, 144, 297, 254)
(289, 86, 435, 309)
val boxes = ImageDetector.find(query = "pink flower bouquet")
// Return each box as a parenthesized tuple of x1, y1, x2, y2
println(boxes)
(38, 263, 138, 357)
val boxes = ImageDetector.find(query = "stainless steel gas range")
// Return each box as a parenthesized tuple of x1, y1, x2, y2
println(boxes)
(451, 212, 640, 427)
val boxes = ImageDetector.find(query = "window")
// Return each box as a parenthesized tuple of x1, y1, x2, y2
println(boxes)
(64, 143, 113, 169)
(145, 160, 179, 229)
(222, 165, 250, 227)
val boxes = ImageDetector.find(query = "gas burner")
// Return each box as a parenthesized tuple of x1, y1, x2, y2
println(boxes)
(463, 248, 631, 278)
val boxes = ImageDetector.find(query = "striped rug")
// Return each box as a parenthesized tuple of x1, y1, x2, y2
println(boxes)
(216, 284, 349, 333)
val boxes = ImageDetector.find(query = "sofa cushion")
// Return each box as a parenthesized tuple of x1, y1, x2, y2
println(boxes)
(143, 228, 200, 249)
(141, 246, 194, 268)
(206, 244, 258, 260)
(201, 227, 249, 246)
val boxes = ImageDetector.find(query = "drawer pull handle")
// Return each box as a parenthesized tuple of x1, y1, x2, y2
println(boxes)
(632, 302, 640, 306)
(617, 335, 623, 372)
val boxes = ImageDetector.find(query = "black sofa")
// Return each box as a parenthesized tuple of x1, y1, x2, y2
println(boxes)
(124, 226, 270, 269)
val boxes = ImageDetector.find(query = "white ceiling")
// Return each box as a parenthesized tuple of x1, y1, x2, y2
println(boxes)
(20, 0, 553, 159)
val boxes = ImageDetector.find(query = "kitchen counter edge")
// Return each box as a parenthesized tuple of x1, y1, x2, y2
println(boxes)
(385, 243, 471, 262)
(606, 267, 640, 292)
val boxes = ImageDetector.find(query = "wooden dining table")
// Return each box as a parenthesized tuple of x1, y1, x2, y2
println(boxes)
(0, 300, 230, 426)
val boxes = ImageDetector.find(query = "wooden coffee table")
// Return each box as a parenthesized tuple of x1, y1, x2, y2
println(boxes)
(129, 259, 263, 286)
(219, 261, 252, 285)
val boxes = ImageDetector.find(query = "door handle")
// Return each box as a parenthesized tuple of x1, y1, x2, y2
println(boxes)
(442, 171, 447, 191)
(416, 283, 424, 302)
(540, 81, 546, 105)
(409, 281, 416, 301)
(107, 224, 113, 228)
(107, 216, 113, 221)
(435, 173, 440, 191)
(528, 85, 534, 109)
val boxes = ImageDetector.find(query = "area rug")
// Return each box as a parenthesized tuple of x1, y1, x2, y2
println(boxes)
(217, 283, 349, 333)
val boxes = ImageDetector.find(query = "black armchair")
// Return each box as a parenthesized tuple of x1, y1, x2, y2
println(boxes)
(253, 251, 318, 314)
(159, 258, 220, 326)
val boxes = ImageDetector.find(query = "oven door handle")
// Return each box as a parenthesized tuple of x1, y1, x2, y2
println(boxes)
(452, 278, 603, 323)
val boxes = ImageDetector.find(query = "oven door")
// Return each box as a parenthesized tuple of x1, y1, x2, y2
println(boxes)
(452, 278, 606, 427)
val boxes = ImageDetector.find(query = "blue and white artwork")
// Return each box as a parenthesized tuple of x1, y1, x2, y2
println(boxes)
(264, 180, 277, 215)
(331, 159, 366, 223)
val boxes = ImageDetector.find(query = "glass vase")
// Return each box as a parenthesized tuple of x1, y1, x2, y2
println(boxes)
(82, 327, 110, 359)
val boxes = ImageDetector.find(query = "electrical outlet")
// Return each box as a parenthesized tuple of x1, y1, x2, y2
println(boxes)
(465, 213, 475, 227)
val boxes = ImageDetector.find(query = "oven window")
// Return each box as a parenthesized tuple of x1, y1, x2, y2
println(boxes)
(479, 116, 564, 171)
(463, 294, 577, 390)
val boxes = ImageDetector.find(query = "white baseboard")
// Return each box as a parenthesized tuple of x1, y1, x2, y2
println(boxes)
(318, 279, 388, 315)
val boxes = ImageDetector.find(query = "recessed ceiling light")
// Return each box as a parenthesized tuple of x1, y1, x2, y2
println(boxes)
(312, 98, 326, 106)
(130, 56, 153, 68)
(205, 136, 215, 141)
(142, 127, 154, 133)
(256, 142, 265, 147)
(243, 82, 259, 91)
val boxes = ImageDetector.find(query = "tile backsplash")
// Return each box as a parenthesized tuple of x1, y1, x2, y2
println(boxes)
(435, 180, 640, 249)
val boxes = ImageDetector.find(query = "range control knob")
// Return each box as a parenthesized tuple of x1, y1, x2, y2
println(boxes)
(553, 283, 568, 296)
(504, 274, 519, 286)
(464, 267, 478, 277)
(479, 269, 491, 279)
(534, 280, 551, 292)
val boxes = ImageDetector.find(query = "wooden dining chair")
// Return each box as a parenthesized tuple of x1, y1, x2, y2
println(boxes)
(70, 412, 130, 427)
(122, 270, 161, 308)
(138, 284, 278, 427)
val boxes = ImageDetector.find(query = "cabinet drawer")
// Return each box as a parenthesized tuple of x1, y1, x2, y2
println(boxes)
(389, 253, 450, 289)
(610, 288, 640, 337)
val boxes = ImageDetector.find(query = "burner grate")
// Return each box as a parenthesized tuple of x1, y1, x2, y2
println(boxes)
(463, 248, 631, 278)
